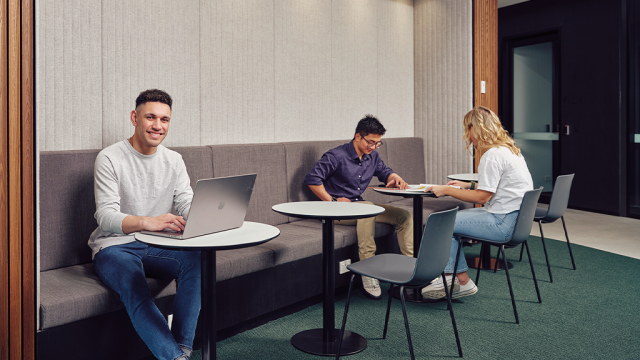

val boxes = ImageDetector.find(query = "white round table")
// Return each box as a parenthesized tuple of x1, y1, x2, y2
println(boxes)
(135, 221, 280, 360)
(447, 173, 479, 182)
(272, 201, 384, 357)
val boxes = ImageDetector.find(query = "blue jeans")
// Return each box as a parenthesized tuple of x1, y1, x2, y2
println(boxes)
(93, 241, 201, 360)
(445, 208, 519, 274)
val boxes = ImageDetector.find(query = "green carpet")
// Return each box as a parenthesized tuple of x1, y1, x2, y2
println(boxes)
(190, 236, 640, 359)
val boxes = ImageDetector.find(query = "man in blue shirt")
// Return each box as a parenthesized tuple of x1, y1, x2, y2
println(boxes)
(304, 115, 413, 299)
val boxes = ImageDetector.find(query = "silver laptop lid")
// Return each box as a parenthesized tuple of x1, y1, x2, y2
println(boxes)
(181, 173, 257, 238)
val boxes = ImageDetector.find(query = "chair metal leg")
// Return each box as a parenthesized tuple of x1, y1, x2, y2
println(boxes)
(335, 274, 356, 360)
(501, 245, 519, 324)
(399, 286, 415, 360)
(494, 247, 502, 273)
(475, 244, 485, 285)
(450, 239, 463, 303)
(562, 216, 577, 270)
(383, 283, 394, 339)
(442, 273, 463, 357)
(524, 240, 541, 303)
(519, 243, 524, 262)
(538, 222, 553, 283)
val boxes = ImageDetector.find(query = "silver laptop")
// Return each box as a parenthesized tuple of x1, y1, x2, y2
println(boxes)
(141, 173, 257, 239)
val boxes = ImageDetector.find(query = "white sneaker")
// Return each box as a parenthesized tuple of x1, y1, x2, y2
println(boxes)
(451, 279, 478, 299)
(421, 275, 459, 299)
(361, 275, 382, 299)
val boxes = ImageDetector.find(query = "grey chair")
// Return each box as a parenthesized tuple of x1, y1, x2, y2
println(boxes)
(335, 207, 462, 360)
(451, 188, 543, 324)
(519, 174, 576, 282)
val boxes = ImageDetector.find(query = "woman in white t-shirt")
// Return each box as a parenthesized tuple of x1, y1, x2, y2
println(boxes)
(422, 106, 533, 300)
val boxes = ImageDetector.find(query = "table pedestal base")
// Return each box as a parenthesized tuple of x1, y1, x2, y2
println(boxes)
(291, 329, 367, 356)
(391, 287, 444, 303)
(466, 256, 513, 270)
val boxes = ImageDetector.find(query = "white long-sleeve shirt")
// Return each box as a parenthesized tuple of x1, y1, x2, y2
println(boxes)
(88, 140, 193, 257)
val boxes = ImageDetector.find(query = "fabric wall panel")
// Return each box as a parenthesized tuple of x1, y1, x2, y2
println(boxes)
(377, 0, 414, 138)
(329, 0, 379, 139)
(101, 0, 201, 149)
(200, 0, 276, 145)
(414, 0, 473, 184)
(274, 0, 332, 142)
(36, 0, 102, 151)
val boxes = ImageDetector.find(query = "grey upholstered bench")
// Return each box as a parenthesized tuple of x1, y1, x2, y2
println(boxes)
(37, 138, 470, 360)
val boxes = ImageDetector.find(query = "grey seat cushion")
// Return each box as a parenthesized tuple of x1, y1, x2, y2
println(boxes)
(261, 223, 335, 266)
(39, 264, 176, 330)
(287, 219, 395, 247)
(390, 197, 474, 224)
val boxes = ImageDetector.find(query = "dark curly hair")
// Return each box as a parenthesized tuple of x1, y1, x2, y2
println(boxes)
(354, 114, 386, 138)
(135, 89, 172, 109)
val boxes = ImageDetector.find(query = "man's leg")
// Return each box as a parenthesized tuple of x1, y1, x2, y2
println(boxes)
(372, 203, 413, 257)
(93, 242, 187, 360)
(144, 247, 201, 355)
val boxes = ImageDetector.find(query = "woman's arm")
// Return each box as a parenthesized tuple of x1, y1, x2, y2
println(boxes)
(426, 185, 493, 204)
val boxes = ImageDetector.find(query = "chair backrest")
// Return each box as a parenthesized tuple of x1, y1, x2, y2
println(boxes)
(543, 174, 575, 221)
(408, 207, 458, 286)
(509, 187, 543, 245)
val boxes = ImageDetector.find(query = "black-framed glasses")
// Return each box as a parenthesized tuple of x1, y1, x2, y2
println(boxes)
(362, 136, 383, 148)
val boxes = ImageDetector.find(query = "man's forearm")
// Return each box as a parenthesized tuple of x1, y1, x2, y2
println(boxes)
(121, 215, 146, 234)
(308, 184, 333, 201)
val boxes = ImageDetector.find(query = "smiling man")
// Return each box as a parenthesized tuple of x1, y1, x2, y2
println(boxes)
(88, 89, 199, 360)
(304, 115, 413, 300)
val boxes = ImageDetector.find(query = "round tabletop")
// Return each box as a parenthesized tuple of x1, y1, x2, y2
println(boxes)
(373, 186, 436, 198)
(447, 173, 478, 182)
(134, 221, 280, 251)
(272, 201, 384, 220)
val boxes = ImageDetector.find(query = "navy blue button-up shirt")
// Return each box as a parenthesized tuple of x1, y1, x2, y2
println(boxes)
(304, 141, 395, 201)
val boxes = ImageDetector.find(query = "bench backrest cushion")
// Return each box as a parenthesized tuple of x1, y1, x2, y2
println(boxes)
(210, 143, 289, 226)
(384, 137, 426, 184)
(169, 146, 215, 191)
(282, 140, 346, 204)
(40, 150, 100, 271)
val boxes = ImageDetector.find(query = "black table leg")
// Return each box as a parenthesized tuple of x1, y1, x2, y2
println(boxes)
(322, 218, 335, 342)
(291, 219, 367, 356)
(466, 243, 513, 270)
(201, 250, 216, 360)
(393, 196, 443, 303)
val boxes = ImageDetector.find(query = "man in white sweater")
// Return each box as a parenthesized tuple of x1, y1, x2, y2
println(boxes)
(89, 89, 198, 360)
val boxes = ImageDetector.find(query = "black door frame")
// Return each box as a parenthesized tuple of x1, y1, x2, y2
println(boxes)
(629, 0, 640, 219)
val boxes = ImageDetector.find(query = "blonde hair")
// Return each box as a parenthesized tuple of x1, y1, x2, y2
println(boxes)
(462, 106, 521, 156)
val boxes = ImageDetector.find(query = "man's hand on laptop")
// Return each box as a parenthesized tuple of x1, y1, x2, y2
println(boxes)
(142, 214, 186, 232)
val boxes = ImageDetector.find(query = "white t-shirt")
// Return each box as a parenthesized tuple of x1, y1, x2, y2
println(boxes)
(477, 146, 533, 214)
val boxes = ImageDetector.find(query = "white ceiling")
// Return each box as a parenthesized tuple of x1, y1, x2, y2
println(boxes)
(498, 0, 529, 8)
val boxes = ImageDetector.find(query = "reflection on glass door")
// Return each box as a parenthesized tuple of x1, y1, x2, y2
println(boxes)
(513, 42, 556, 193)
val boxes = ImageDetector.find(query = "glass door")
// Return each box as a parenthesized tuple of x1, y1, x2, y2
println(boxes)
(512, 41, 557, 193)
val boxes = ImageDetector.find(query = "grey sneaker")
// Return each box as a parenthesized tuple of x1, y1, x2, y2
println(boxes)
(361, 275, 382, 300)
(421, 275, 460, 299)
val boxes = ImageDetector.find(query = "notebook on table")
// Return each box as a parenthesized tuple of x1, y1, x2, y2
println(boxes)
(140, 173, 257, 240)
